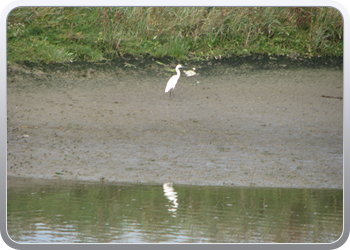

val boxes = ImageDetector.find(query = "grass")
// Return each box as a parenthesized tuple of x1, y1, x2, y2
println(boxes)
(7, 7, 343, 64)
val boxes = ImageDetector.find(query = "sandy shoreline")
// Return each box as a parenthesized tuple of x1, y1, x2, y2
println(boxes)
(7, 61, 343, 189)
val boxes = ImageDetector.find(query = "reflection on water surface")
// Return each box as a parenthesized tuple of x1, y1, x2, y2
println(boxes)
(163, 183, 178, 217)
(7, 177, 342, 243)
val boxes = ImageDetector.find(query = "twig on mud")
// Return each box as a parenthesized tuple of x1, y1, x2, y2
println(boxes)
(321, 95, 342, 100)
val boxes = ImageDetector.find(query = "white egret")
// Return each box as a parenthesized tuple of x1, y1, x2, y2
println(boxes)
(165, 64, 186, 97)
(184, 68, 196, 77)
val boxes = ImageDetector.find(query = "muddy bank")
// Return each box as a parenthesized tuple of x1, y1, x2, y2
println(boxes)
(7, 59, 343, 188)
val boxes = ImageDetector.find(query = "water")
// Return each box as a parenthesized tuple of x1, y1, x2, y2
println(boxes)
(7, 177, 343, 243)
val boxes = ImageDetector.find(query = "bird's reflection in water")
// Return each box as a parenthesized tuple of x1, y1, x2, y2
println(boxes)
(163, 183, 178, 217)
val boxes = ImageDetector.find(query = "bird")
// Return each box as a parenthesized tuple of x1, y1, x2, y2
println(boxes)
(184, 68, 196, 77)
(165, 64, 186, 97)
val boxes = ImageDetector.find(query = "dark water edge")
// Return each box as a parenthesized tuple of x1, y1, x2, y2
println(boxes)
(11, 54, 343, 78)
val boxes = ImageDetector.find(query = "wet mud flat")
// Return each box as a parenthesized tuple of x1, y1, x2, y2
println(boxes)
(7, 59, 343, 188)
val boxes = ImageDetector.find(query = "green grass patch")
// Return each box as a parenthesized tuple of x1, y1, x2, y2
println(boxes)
(7, 7, 343, 63)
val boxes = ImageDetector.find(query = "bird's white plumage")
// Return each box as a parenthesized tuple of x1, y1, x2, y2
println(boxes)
(184, 68, 196, 77)
(165, 64, 185, 95)
(165, 75, 179, 93)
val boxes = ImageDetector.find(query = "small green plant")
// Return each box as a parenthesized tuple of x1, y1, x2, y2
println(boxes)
(218, 147, 230, 152)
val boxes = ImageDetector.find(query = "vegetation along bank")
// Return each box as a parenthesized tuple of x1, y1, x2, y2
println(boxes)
(7, 7, 343, 64)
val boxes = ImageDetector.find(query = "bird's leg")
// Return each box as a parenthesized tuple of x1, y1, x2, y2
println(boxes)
(169, 89, 172, 98)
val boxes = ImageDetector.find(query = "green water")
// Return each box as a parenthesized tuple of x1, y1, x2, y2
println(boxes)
(7, 177, 343, 243)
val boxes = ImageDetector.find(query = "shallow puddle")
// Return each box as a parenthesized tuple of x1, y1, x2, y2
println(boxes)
(7, 177, 343, 243)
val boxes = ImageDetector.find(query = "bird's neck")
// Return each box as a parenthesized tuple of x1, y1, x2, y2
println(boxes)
(176, 68, 181, 76)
